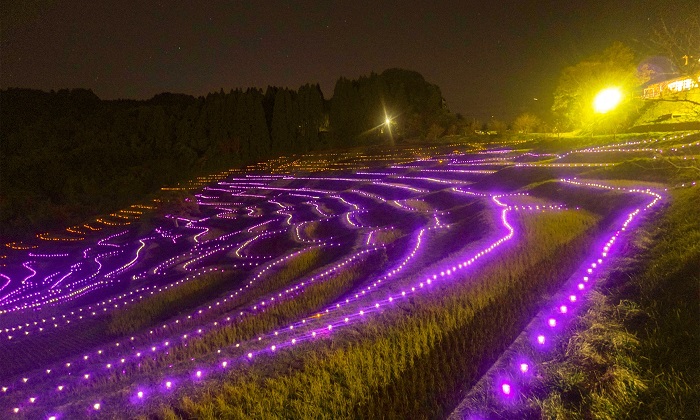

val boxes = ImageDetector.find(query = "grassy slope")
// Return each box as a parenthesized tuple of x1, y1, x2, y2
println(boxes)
(107, 272, 238, 336)
(13, 248, 388, 419)
(8, 133, 696, 417)
(146, 210, 599, 419)
(535, 186, 700, 419)
(633, 91, 700, 126)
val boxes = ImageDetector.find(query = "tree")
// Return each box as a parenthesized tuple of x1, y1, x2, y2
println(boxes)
(297, 84, 324, 151)
(271, 88, 298, 154)
(645, 12, 700, 118)
(649, 11, 700, 76)
(329, 77, 362, 146)
(456, 117, 482, 135)
(486, 118, 508, 134)
(512, 113, 542, 133)
(246, 89, 272, 161)
(552, 42, 641, 131)
(329, 69, 448, 146)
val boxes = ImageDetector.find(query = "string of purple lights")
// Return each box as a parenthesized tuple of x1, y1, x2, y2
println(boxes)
(0, 133, 697, 418)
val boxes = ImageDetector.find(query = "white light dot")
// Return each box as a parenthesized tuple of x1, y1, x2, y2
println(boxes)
(502, 383, 511, 395)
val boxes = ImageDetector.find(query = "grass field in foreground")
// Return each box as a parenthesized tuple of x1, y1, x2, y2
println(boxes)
(146, 210, 599, 419)
(533, 186, 700, 419)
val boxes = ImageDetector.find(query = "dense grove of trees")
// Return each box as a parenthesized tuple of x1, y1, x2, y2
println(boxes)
(330, 68, 450, 144)
(0, 68, 448, 240)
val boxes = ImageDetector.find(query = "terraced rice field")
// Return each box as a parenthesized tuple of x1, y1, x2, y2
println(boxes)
(1, 134, 698, 418)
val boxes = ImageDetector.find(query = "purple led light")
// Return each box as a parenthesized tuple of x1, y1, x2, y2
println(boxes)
(470, 174, 668, 412)
(501, 383, 511, 395)
(3, 141, 679, 415)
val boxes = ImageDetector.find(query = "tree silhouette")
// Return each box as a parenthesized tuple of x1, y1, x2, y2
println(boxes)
(0, 68, 450, 240)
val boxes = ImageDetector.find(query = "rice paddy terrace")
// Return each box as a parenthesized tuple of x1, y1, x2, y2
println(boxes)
(1, 133, 698, 419)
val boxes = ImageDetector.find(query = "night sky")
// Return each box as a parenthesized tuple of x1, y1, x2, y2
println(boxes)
(0, 1, 691, 119)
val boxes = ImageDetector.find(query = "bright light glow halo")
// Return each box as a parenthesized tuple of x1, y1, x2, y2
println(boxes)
(593, 87, 622, 113)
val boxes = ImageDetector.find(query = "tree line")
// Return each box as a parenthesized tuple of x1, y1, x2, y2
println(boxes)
(0, 68, 449, 240)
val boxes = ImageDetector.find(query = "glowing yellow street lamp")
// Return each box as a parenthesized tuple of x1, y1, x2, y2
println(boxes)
(593, 87, 622, 113)
(381, 112, 395, 145)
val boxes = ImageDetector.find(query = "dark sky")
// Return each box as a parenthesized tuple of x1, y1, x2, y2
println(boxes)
(0, 1, 691, 120)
